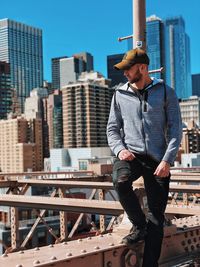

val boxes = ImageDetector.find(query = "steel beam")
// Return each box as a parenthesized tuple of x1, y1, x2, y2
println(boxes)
(1, 174, 200, 190)
(134, 182, 200, 193)
(0, 170, 93, 177)
(171, 176, 200, 182)
(15, 180, 114, 189)
(10, 206, 19, 251)
(169, 184, 200, 193)
(58, 187, 68, 241)
(1, 194, 200, 216)
(166, 205, 200, 215)
(0, 194, 123, 216)
(171, 172, 200, 176)
(1, 216, 200, 267)
(2, 179, 200, 193)
(98, 189, 106, 233)
(0, 181, 18, 188)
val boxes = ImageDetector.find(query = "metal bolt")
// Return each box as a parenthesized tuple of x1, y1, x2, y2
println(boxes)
(78, 239, 83, 242)
(126, 252, 137, 266)
(109, 243, 114, 246)
(66, 252, 72, 257)
(34, 247, 40, 251)
(81, 249, 87, 253)
(113, 250, 118, 257)
(62, 241, 68, 245)
(94, 246, 100, 250)
(19, 250, 24, 254)
(16, 265, 23, 267)
(50, 256, 57, 261)
(48, 244, 54, 248)
(87, 237, 92, 240)
(181, 240, 186, 246)
(33, 260, 40, 265)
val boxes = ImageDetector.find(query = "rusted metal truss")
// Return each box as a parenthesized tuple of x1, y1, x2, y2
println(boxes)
(0, 214, 200, 267)
(0, 177, 121, 253)
(0, 171, 200, 265)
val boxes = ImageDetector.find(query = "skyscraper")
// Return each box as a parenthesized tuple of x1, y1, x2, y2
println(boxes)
(47, 90, 63, 149)
(60, 57, 84, 88)
(52, 52, 93, 90)
(192, 74, 200, 96)
(73, 52, 94, 72)
(107, 54, 127, 87)
(24, 87, 49, 158)
(0, 61, 12, 118)
(164, 16, 192, 99)
(182, 120, 200, 154)
(128, 15, 191, 99)
(146, 15, 164, 79)
(51, 56, 68, 90)
(0, 18, 43, 111)
(179, 96, 200, 126)
(0, 116, 43, 172)
(24, 87, 48, 119)
(62, 76, 113, 148)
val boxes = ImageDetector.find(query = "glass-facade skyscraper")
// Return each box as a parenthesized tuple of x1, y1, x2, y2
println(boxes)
(127, 15, 192, 100)
(53, 98, 63, 148)
(107, 54, 127, 87)
(146, 15, 164, 79)
(0, 18, 43, 111)
(0, 61, 12, 119)
(192, 74, 200, 96)
(164, 16, 192, 99)
(73, 52, 94, 72)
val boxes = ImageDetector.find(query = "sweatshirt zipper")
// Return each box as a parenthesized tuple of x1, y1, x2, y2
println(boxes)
(128, 82, 150, 157)
(138, 94, 147, 156)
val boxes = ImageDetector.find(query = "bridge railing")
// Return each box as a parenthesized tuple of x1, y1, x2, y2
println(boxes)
(0, 171, 200, 254)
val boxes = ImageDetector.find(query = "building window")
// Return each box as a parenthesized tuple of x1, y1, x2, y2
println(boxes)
(79, 160, 88, 170)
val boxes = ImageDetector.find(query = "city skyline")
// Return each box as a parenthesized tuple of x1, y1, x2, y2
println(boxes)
(0, 0, 199, 82)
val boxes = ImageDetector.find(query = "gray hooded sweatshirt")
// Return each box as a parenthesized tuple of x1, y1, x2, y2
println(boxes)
(107, 78, 182, 165)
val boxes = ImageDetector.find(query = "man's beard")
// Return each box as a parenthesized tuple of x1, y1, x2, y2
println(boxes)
(129, 69, 142, 84)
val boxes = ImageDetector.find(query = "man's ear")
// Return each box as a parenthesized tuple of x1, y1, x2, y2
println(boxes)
(140, 64, 148, 72)
(139, 64, 145, 72)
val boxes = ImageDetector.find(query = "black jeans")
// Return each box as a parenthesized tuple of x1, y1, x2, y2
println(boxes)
(112, 154, 170, 267)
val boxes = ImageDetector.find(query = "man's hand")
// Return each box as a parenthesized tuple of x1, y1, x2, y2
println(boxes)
(154, 160, 170, 177)
(118, 149, 135, 161)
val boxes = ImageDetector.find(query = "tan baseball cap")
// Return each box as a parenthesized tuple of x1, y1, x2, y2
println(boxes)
(114, 48, 149, 70)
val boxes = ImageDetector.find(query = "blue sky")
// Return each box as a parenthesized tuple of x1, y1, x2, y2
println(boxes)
(0, 0, 199, 81)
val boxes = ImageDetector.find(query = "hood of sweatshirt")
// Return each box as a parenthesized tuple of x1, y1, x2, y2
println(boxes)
(116, 77, 163, 92)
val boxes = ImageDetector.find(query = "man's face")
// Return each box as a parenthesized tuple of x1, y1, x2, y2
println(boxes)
(123, 64, 142, 84)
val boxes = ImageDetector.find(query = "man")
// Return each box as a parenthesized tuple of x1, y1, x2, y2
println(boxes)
(107, 48, 182, 267)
